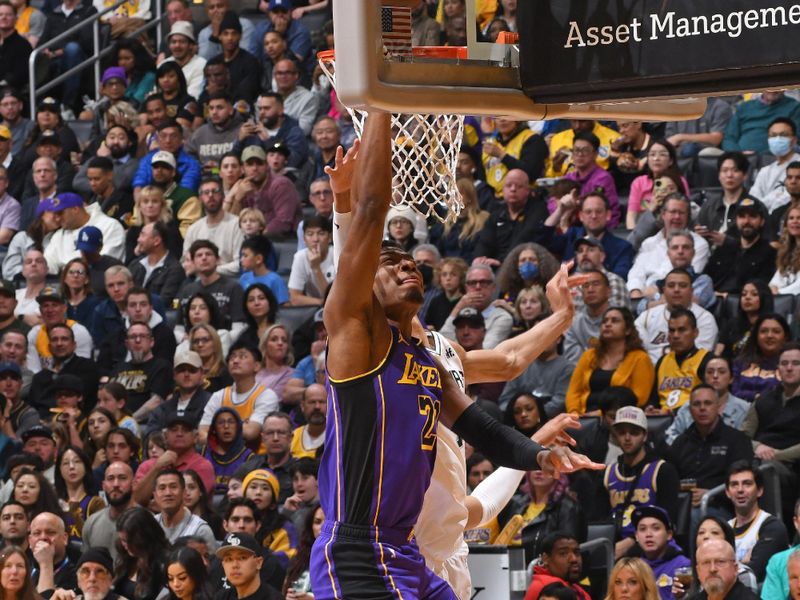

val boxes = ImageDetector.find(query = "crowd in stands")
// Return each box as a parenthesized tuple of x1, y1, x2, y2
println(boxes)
(2, 0, 800, 599)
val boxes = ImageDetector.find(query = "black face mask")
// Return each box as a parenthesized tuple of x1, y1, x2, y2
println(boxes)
(417, 263, 434, 288)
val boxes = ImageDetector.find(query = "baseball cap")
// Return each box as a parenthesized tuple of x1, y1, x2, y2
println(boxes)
(268, 0, 292, 10)
(0, 361, 20, 378)
(52, 374, 83, 396)
(75, 226, 103, 253)
(167, 20, 195, 42)
(736, 197, 767, 218)
(76, 547, 114, 574)
(573, 236, 603, 251)
(242, 468, 279, 500)
(151, 150, 177, 168)
(37, 286, 65, 304)
(101, 66, 127, 85)
(0, 125, 11, 141)
(165, 411, 197, 429)
(241, 145, 266, 163)
(216, 533, 261, 559)
(21, 424, 53, 443)
(36, 197, 66, 217)
(37, 130, 61, 147)
(37, 97, 60, 113)
(632, 505, 672, 531)
(266, 141, 290, 158)
(54, 192, 84, 210)
(453, 307, 485, 328)
(612, 406, 647, 431)
(0, 280, 15, 298)
(174, 350, 203, 370)
(0, 88, 22, 102)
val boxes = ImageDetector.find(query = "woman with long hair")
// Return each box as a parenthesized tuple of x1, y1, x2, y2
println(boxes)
(2, 210, 61, 281)
(566, 307, 654, 414)
(503, 393, 548, 438)
(715, 279, 773, 359)
(511, 285, 550, 335)
(282, 503, 323, 598)
(13, 468, 62, 520)
(114, 507, 169, 600)
(424, 257, 468, 331)
(125, 186, 183, 263)
(155, 61, 197, 128)
(498, 469, 585, 563)
(626, 139, 689, 229)
(430, 178, 489, 263)
(496, 242, 560, 303)
(95, 383, 139, 437)
(237, 283, 278, 349)
(0, 546, 40, 600)
(165, 546, 213, 600)
(53, 445, 105, 542)
(770, 205, 800, 294)
(82, 407, 118, 468)
(59, 257, 99, 327)
(189, 324, 233, 394)
(176, 292, 232, 353)
(256, 324, 305, 407)
(605, 557, 660, 600)
(112, 38, 156, 106)
(182, 470, 224, 540)
(261, 30, 304, 91)
(732, 313, 790, 401)
(219, 152, 243, 196)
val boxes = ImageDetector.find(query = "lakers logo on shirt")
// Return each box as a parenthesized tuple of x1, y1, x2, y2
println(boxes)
(397, 353, 442, 389)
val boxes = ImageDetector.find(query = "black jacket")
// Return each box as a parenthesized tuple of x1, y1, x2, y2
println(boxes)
(97, 321, 176, 378)
(473, 194, 549, 263)
(0, 31, 32, 90)
(687, 580, 758, 600)
(213, 49, 262, 104)
(40, 2, 98, 54)
(130, 252, 186, 307)
(705, 235, 776, 294)
(28, 354, 100, 418)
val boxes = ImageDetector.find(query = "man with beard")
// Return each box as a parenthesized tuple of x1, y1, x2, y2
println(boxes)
(78, 157, 133, 223)
(81, 462, 135, 562)
(0, 500, 29, 549)
(694, 539, 759, 599)
(233, 92, 307, 169)
(132, 118, 201, 195)
(108, 322, 173, 419)
(705, 198, 776, 294)
(570, 238, 629, 310)
(73, 124, 139, 198)
(147, 150, 201, 237)
(187, 92, 242, 167)
(290, 383, 325, 459)
(0, 88, 33, 157)
(227, 145, 300, 237)
(562, 268, 610, 364)
(603, 406, 680, 559)
(766, 161, 800, 241)
(144, 351, 209, 437)
(525, 533, 591, 600)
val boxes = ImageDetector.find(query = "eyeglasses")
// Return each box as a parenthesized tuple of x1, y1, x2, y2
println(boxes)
(200, 188, 222, 196)
(191, 337, 211, 345)
(572, 146, 594, 156)
(78, 567, 110, 579)
(465, 279, 493, 288)
(67, 269, 86, 276)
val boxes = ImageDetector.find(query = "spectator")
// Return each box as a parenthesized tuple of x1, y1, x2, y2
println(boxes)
(80, 156, 134, 224)
(19, 157, 60, 232)
(630, 505, 691, 600)
(183, 178, 244, 277)
(245, 412, 294, 502)
(28, 511, 76, 596)
(239, 236, 287, 304)
(144, 350, 209, 438)
(770, 205, 800, 293)
(424, 256, 466, 331)
(27, 286, 92, 371)
(665, 384, 753, 514)
(216, 532, 272, 600)
(767, 161, 800, 241)
(696, 152, 753, 241)
(692, 539, 758, 600)
(289, 383, 325, 460)
(268, 58, 314, 136)
(634, 268, 718, 363)
(455, 146, 495, 210)
(0, 363, 38, 439)
(564, 132, 620, 227)
(495, 242, 558, 304)
(524, 532, 591, 600)
(544, 192, 634, 280)
(609, 120, 650, 194)
(715, 279, 772, 359)
(256, 324, 303, 407)
(19, 97, 79, 167)
(665, 356, 750, 444)
(546, 119, 619, 178)
(146, 150, 202, 238)
(627, 139, 689, 231)
(569, 238, 630, 312)
(151, 467, 216, 549)
(604, 406, 680, 558)
(653, 309, 713, 412)
(54, 445, 104, 542)
(154, 60, 198, 131)
(0, 3, 29, 112)
(125, 185, 183, 264)
(665, 97, 732, 158)
(723, 92, 800, 154)
(220, 152, 243, 196)
(731, 313, 789, 402)
(201, 408, 253, 493)
(481, 118, 547, 198)
(189, 324, 233, 394)
(723, 460, 789, 581)
(233, 93, 308, 170)
(211, 11, 261, 105)
(705, 198, 776, 294)
(112, 38, 156, 106)
(0, 88, 32, 158)
(20, 130, 74, 206)
(129, 221, 185, 306)
(186, 92, 242, 167)
(562, 268, 610, 362)
(11, 250, 43, 326)
(287, 216, 332, 307)
(88, 264, 131, 345)
(237, 283, 277, 350)
(113, 507, 169, 600)
(198, 0, 255, 60)
(763, 501, 800, 600)
(133, 119, 202, 194)
(161, 21, 206, 100)
(566, 307, 653, 414)
(73, 124, 139, 202)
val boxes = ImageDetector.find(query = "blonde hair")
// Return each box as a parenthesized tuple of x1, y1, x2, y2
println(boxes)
(130, 185, 172, 226)
(604, 557, 660, 600)
(443, 178, 489, 242)
(259, 323, 294, 366)
(433, 256, 468, 291)
(514, 285, 549, 320)
(776, 205, 800, 275)
(239, 208, 266, 229)
(189, 323, 225, 377)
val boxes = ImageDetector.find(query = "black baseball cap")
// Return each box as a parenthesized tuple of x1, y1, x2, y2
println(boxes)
(216, 533, 261, 558)
(632, 505, 672, 531)
(453, 307, 485, 328)
(573, 236, 603, 251)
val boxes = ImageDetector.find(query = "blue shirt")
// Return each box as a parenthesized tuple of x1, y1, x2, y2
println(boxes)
(240, 270, 289, 305)
(132, 148, 202, 192)
(762, 544, 798, 600)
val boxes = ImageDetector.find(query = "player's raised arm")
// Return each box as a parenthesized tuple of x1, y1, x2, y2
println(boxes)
(324, 113, 393, 380)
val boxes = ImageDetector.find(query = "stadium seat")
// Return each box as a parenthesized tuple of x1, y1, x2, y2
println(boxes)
(66, 120, 93, 150)
(674, 491, 692, 550)
(695, 155, 722, 188)
(276, 305, 318, 336)
(646, 415, 673, 447)
(583, 523, 615, 598)
(273, 240, 299, 276)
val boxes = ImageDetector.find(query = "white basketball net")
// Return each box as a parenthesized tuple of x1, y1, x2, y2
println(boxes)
(319, 55, 464, 224)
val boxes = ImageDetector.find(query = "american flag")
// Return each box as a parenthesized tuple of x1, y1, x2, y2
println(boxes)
(381, 5, 412, 59)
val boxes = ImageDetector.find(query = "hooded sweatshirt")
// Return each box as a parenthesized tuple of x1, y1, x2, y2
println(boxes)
(630, 541, 691, 600)
(187, 113, 244, 165)
(202, 407, 253, 492)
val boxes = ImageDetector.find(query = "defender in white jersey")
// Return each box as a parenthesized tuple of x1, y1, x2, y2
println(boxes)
(327, 143, 599, 600)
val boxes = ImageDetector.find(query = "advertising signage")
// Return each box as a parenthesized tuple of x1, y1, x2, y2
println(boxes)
(518, 0, 800, 103)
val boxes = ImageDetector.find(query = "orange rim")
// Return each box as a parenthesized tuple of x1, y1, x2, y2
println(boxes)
(317, 46, 468, 63)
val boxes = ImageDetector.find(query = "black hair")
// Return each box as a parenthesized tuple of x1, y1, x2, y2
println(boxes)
(87, 156, 114, 172)
(665, 267, 692, 283)
(283, 502, 322, 595)
(150, 221, 170, 244)
(581, 267, 609, 287)
(54, 445, 97, 501)
(573, 131, 600, 151)
(154, 467, 185, 489)
(112, 38, 156, 82)
(289, 457, 319, 479)
(540, 531, 578, 556)
(156, 62, 189, 97)
(243, 283, 278, 329)
(115, 507, 169, 597)
(227, 339, 263, 364)
(165, 546, 212, 600)
(717, 151, 750, 174)
(668, 307, 697, 329)
(768, 116, 797, 136)
(303, 215, 333, 234)
(13, 467, 64, 520)
(156, 117, 182, 133)
(143, 93, 167, 110)
(240, 236, 274, 262)
(104, 427, 141, 457)
(224, 497, 262, 522)
(690, 383, 717, 399)
(466, 452, 491, 473)
(726, 460, 763, 489)
(693, 515, 736, 551)
(594, 386, 638, 414)
(189, 239, 220, 259)
(538, 583, 578, 600)
(259, 91, 284, 104)
(206, 90, 232, 103)
(183, 291, 227, 330)
(737, 312, 791, 363)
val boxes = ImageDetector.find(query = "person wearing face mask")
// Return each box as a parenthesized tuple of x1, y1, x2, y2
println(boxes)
(749, 118, 800, 213)
(495, 242, 560, 304)
(722, 91, 800, 154)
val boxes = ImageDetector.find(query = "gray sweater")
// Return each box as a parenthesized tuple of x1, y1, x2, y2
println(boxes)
(498, 355, 575, 417)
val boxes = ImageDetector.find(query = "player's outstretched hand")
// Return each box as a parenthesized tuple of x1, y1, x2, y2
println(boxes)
(324, 140, 360, 194)
(537, 446, 605, 479)
(546, 261, 589, 316)
(532, 413, 579, 448)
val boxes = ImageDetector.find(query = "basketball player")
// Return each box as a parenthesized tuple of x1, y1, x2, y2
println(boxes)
(311, 113, 599, 600)
(327, 139, 602, 599)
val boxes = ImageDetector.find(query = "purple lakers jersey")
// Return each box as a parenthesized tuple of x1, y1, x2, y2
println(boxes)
(605, 459, 666, 537)
(320, 326, 443, 530)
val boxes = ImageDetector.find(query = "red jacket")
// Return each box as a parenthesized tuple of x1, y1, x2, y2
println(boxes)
(525, 565, 592, 600)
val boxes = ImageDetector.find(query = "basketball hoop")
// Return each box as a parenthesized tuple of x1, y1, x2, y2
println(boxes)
(318, 48, 465, 224)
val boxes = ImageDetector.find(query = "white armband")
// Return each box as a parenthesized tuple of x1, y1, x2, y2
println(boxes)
(470, 467, 526, 526)
(332, 209, 352, 270)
